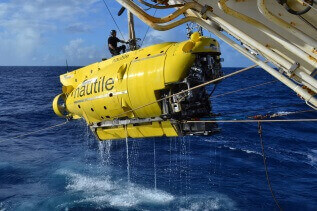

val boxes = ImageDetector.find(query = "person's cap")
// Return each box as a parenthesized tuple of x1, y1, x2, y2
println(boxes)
(110, 30, 116, 35)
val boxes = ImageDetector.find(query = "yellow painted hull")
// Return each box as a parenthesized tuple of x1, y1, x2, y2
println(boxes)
(53, 33, 221, 140)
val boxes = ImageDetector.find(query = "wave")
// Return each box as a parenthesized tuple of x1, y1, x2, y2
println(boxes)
(220, 145, 261, 156)
(307, 149, 317, 168)
(278, 149, 317, 169)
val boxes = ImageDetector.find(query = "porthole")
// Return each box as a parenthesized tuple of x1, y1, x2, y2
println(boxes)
(109, 93, 113, 97)
(106, 116, 110, 118)
(104, 106, 107, 110)
(78, 105, 81, 108)
(91, 108, 94, 112)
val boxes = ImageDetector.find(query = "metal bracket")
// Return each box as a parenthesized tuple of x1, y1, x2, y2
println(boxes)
(200, 5, 212, 20)
(288, 62, 300, 75)
(90, 117, 165, 129)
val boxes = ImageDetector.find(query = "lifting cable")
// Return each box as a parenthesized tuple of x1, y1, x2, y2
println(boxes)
(109, 61, 316, 122)
(184, 118, 317, 123)
(102, 0, 125, 40)
(140, 9, 158, 47)
(0, 121, 69, 144)
(258, 122, 283, 210)
(112, 63, 260, 119)
(210, 80, 278, 99)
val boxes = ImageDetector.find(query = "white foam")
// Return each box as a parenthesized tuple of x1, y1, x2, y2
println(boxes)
(223, 145, 261, 156)
(0, 203, 5, 211)
(242, 149, 261, 155)
(307, 149, 317, 167)
(276, 111, 292, 116)
(178, 193, 237, 211)
(65, 172, 114, 193)
(58, 170, 174, 208)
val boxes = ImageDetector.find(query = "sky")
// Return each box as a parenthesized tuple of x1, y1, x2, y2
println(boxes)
(0, 0, 253, 67)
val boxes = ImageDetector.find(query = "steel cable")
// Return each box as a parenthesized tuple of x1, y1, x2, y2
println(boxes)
(258, 122, 283, 210)
(0, 121, 69, 144)
(110, 64, 259, 119)
(102, 0, 125, 40)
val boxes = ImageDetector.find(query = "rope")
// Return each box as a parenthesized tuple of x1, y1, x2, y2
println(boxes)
(0, 121, 69, 144)
(252, 109, 315, 119)
(184, 118, 317, 123)
(258, 122, 283, 210)
(102, 0, 125, 40)
(208, 84, 217, 98)
(218, 103, 305, 117)
(210, 80, 278, 99)
(111, 64, 259, 119)
(140, 9, 157, 47)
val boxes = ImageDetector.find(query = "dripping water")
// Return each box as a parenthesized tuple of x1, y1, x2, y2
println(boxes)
(125, 125, 131, 184)
(168, 138, 172, 188)
(98, 141, 112, 165)
(153, 139, 157, 190)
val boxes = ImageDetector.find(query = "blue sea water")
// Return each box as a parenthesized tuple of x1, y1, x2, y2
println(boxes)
(0, 66, 316, 210)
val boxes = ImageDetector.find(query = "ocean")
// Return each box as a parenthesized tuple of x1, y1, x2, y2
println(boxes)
(0, 66, 316, 210)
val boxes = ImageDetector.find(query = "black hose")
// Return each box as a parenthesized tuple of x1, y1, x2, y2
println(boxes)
(284, 0, 313, 15)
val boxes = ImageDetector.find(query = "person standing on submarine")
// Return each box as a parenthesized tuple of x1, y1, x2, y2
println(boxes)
(108, 30, 128, 56)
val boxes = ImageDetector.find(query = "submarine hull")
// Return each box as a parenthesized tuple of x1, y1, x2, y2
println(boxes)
(53, 33, 222, 140)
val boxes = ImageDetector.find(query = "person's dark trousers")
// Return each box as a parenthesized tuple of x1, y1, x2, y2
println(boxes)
(110, 45, 126, 56)
(117, 45, 126, 53)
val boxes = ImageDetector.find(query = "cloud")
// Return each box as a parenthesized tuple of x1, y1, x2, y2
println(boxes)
(0, 0, 253, 67)
(0, 0, 100, 65)
(64, 38, 102, 66)
(141, 27, 187, 47)
(65, 23, 91, 33)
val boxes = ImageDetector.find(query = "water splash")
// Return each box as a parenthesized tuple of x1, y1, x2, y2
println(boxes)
(177, 194, 237, 211)
(58, 169, 174, 209)
(0, 202, 5, 211)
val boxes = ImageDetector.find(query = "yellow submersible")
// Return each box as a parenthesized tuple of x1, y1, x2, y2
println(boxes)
(53, 32, 223, 140)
